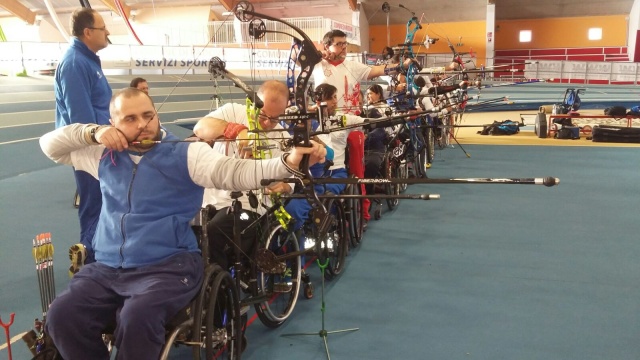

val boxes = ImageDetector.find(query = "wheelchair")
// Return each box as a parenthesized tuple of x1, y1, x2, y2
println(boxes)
(343, 178, 364, 249)
(28, 205, 300, 360)
(297, 193, 350, 282)
(366, 126, 409, 220)
(146, 206, 245, 360)
(200, 193, 307, 330)
(271, 179, 357, 299)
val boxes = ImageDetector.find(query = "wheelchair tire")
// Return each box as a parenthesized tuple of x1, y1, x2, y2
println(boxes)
(190, 264, 223, 360)
(424, 126, 435, 166)
(346, 183, 364, 248)
(324, 199, 349, 280)
(398, 161, 408, 193)
(203, 270, 242, 360)
(253, 223, 301, 328)
(384, 157, 399, 211)
(413, 130, 428, 178)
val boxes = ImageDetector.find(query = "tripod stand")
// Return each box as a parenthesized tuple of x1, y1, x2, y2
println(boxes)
(281, 229, 358, 360)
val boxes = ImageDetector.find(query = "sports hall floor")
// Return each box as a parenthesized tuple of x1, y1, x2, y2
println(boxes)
(1, 74, 640, 359)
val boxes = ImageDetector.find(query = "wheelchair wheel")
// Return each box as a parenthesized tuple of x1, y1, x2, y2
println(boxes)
(346, 183, 364, 248)
(253, 223, 301, 328)
(398, 160, 408, 193)
(413, 131, 428, 178)
(424, 126, 435, 166)
(436, 115, 453, 149)
(189, 265, 241, 360)
(324, 199, 349, 280)
(189, 264, 222, 360)
(202, 269, 242, 360)
(384, 157, 400, 211)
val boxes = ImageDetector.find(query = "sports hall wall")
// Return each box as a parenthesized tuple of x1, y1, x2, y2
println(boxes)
(368, 14, 630, 67)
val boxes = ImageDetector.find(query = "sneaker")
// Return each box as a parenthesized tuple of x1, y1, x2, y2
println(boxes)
(68, 243, 86, 278)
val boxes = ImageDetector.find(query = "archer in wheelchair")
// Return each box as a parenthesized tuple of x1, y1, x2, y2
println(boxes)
(35, 87, 326, 359)
(194, 79, 311, 327)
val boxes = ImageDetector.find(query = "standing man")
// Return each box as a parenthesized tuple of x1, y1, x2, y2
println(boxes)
(55, 8, 112, 273)
(129, 77, 149, 94)
(313, 30, 409, 223)
(313, 29, 410, 115)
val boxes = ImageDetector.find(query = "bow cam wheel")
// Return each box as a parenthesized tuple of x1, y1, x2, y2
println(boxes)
(233, 1, 255, 22)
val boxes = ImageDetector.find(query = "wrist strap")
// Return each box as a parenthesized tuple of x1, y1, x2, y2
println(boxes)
(224, 123, 249, 139)
(281, 153, 305, 177)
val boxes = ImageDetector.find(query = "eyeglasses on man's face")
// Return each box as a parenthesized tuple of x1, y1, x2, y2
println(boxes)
(87, 26, 107, 31)
(332, 41, 349, 48)
(258, 112, 280, 123)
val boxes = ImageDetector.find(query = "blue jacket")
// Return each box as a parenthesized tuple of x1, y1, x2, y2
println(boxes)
(93, 132, 204, 268)
(55, 38, 112, 128)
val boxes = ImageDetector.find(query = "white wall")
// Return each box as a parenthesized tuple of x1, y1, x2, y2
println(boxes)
(0, 17, 41, 42)
(131, 6, 211, 46)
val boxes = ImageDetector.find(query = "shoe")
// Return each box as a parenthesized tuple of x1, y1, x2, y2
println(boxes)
(68, 243, 86, 278)
(363, 219, 369, 232)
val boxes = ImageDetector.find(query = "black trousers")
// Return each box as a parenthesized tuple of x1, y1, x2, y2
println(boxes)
(206, 207, 262, 270)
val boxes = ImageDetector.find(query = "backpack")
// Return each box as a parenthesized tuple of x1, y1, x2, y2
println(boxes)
(627, 105, 640, 116)
(478, 120, 520, 136)
(565, 90, 581, 112)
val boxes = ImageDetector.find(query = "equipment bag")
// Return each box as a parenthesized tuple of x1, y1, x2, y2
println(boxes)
(554, 126, 580, 140)
(592, 125, 640, 143)
(478, 120, 520, 136)
(604, 106, 627, 117)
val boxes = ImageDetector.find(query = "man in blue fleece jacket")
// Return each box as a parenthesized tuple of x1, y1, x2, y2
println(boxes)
(55, 8, 112, 271)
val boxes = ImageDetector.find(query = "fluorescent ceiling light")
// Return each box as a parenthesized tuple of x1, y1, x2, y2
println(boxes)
(262, 5, 285, 10)
(311, 4, 335, 7)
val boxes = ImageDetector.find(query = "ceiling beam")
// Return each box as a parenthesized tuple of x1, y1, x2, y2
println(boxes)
(209, 9, 220, 21)
(347, 0, 357, 11)
(98, 0, 131, 18)
(0, 0, 37, 24)
(218, 0, 234, 11)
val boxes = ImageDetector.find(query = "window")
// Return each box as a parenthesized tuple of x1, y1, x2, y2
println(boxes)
(588, 28, 602, 41)
(519, 30, 532, 43)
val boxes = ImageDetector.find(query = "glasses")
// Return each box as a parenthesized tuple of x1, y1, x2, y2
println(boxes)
(258, 112, 280, 123)
(333, 41, 348, 48)
(87, 26, 107, 31)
